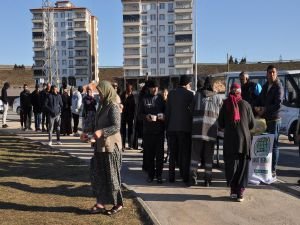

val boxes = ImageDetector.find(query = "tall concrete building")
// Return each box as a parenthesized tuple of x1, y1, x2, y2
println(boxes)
(30, 1, 98, 87)
(122, 0, 194, 86)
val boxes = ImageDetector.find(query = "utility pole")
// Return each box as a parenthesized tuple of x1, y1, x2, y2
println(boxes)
(42, 0, 59, 87)
(194, 0, 198, 90)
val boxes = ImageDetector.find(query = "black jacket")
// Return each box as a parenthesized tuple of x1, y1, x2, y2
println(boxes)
(1, 87, 8, 104)
(255, 80, 284, 121)
(120, 91, 136, 121)
(31, 90, 42, 113)
(44, 93, 63, 117)
(20, 90, 32, 109)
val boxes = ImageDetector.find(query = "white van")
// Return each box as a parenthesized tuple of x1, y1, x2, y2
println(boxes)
(221, 70, 300, 144)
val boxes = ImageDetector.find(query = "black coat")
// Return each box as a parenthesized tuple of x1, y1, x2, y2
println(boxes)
(20, 90, 32, 109)
(218, 99, 255, 158)
(31, 90, 42, 113)
(44, 93, 63, 117)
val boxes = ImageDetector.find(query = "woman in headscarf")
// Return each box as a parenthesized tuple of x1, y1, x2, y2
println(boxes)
(89, 80, 123, 215)
(218, 83, 255, 202)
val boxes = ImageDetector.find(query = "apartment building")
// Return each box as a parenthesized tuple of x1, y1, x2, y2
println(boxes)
(122, 0, 194, 84)
(30, 1, 98, 87)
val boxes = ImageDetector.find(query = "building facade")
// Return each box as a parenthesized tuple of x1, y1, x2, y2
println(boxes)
(122, 0, 194, 86)
(30, 1, 98, 87)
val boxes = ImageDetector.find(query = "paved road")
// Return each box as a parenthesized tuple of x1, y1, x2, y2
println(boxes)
(1, 110, 300, 225)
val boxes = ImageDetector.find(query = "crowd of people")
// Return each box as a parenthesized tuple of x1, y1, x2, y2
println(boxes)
(0, 64, 299, 213)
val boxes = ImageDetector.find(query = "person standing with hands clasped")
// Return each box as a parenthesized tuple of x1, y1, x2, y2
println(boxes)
(88, 81, 123, 215)
(218, 83, 255, 202)
(254, 65, 284, 178)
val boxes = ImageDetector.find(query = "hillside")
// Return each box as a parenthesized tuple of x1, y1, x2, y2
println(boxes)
(0, 68, 34, 88)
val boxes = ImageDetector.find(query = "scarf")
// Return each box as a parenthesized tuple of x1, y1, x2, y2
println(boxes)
(96, 80, 117, 114)
(225, 83, 242, 123)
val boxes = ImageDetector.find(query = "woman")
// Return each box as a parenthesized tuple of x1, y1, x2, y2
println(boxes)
(218, 83, 254, 202)
(82, 86, 97, 137)
(89, 81, 123, 215)
(60, 89, 72, 136)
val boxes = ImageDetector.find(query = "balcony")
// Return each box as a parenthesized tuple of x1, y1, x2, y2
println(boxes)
(123, 14, 140, 26)
(123, 4, 139, 14)
(174, 3, 192, 13)
(32, 16, 43, 22)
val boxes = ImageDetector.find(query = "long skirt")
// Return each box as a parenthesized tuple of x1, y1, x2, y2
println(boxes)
(60, 110, 72, 135)
(90, 148, 123, 206)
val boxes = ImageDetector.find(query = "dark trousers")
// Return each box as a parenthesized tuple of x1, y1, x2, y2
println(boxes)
(190, 139, 215, 181)
(224, 153, 249, 191)
(22, 107, 32, 129)
(143, 133, 165, 179)
(266, 119, 281, 172)
(72, 113, 80, 133)
(42, 111, 49, 131)
(34, 112, 42, 130)
(20, 109, 24, 127)
(121, 116, 134, 148)
(168, 131, 191, 182)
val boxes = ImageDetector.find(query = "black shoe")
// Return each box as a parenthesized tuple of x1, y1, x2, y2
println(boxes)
(169, 177, 175, 183)
(164, 156, 169, 163)
(204, 180, 211, 187)
(2, 124, 8, 128)
(147, 177, 153, 183)
(157, 177, 163, 184)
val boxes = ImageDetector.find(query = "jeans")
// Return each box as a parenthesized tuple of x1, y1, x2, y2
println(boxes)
(2, 103, 8, 125)
(266, 119, 281, 172)
(49, 114, 61, 142)
(34, 112, 42, 130)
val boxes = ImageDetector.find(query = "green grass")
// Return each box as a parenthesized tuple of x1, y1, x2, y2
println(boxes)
(0, 135, 148, 225)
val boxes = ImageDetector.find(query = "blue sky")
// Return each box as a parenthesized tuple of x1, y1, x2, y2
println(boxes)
(0, 0, 299, 66)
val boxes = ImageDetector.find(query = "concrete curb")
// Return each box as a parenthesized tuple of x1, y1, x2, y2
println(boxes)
(122, 183, 161, 225)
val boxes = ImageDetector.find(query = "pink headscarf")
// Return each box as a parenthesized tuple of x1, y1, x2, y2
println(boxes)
(225, 83, 242, 123)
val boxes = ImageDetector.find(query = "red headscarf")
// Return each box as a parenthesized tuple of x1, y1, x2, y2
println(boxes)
(225, 83, 242, 123)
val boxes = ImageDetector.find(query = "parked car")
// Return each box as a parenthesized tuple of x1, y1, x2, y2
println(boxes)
(0, 99, 3, 114)
(13, 97, 21, 115)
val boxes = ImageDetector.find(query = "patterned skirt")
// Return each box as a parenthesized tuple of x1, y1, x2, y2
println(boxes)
(90, 147, 123, 206)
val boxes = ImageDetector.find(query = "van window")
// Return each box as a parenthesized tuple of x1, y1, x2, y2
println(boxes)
(284, 74, 300, 107)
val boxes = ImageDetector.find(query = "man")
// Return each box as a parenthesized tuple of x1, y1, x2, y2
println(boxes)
(20, 84, 33, 131)
(254, 65, 284, 177)
(190, 77, 223, 187)
(239, 71, 262, 106)
(44, 85, 63, 145)
(165, 75, 194, 184)
(120, 83, 135, 149)
(40, 83, 51, 132)
(31, 84, 42, 131)
(71, 86, 83, 136)
(1, 82, 10, 128)
(138, 80, 165, 183)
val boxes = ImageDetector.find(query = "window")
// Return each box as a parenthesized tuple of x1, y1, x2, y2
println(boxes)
(61, 22, 65, 27)
(68, 12, 72, 18)
(68, 31, 72, 37)
(62, 50, 67, 56)
(168, 14, 174, 22)
(168, 36, 174, 44)
(151, 47, 156, 53)
(168, 25, 174, 33)
(61, 41, 66, 47)
(68, 22, 72, 27)
(159, 36, 165, 42)
(169, 68, 174, 75)
(150, 3, 156, 10)
(69, 69, 74, 76)
(159, 14, 165, 20)
(61, 12, 65, 18)
(151, 58, 156, 64)
(150, 14, 156, 21)
(142, 26, 147, 33)
(54, 22, 58, 27)
(141, 36, 147, 44)
(160, 58, 165, 64)
(160, 68, 165, 75)
(159, 47, 165, 53)
(69, 60, 73, 66)
(142, 58, 147, 66)
(151, 68, 156, 75)
(168, 3, 174, 11)
(150, 25, 156, 33)
(62, 60, 67, 65)
(68, 41, 73, 48)
(169, 58, 174, 66)
(150, 36, 156, 42)
(69, 51, 73, 57)
(159, 3, 165, 9)
(61, 31, 66, 36)
(141, 15, 147, 23)
(56, 41, 59, 46)
(142, 47, 147, 55)
(142, 4, 147, 12)
(168, 46, 174, 55)
(56, 31, 59, 37)
(62, 69, 67, 75)
(159, 25, 165, 32)
(54, 13, 58, 18)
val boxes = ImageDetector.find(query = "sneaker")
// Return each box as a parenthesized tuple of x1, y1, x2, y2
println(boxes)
(48, 141, 52, 146)
(237, 194, 244, 202)
(230, 187, 237, 199)
(272, 171, 277, 178)
(73, 132, 80, 137)
(204, 180, 211, 187)
(2, 124, 8, 128)
(57, 141, 62, 145)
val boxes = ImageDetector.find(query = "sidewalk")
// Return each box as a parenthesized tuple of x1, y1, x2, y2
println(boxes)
(1, 113, 300, 225)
